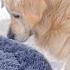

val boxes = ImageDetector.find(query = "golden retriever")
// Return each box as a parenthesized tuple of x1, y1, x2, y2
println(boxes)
(2, 0, 70, 70)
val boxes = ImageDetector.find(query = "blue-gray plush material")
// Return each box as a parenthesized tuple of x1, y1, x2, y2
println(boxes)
(0, 36, 52, 70)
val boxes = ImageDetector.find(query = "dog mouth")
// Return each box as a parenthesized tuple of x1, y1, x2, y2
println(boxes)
(7, 32, 31, 42)
(7, 28, 32, 42)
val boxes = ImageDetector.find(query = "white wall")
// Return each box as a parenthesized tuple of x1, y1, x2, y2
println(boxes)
(0, 1, 11, 37)
(0, 0, 10, 20)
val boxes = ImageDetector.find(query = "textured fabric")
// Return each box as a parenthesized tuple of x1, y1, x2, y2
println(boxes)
(0, 36, 52, 70)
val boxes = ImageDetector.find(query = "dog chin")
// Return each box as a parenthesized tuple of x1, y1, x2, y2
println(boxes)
(14, 35, 30, 42)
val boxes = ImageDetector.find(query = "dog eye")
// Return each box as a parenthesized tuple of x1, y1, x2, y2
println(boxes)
(13, 14, 20, 18)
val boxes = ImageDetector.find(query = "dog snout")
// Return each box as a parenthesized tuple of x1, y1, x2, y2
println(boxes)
(7, 29, 15, 40)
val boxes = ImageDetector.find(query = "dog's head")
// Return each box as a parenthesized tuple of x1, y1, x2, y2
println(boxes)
(3, 0, 47, 42)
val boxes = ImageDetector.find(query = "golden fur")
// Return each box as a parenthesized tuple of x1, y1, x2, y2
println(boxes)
(3, 0, 70, 69)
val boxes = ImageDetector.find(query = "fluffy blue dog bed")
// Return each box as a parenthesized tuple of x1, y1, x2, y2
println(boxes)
(0, 36, 52, 70)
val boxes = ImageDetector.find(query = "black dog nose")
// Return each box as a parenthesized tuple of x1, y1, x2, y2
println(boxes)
(7, 29, 15, 40)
